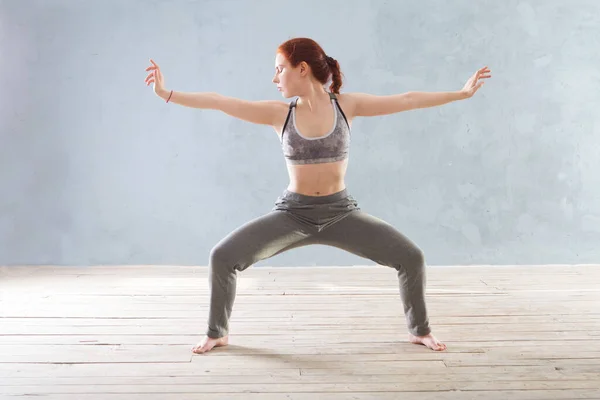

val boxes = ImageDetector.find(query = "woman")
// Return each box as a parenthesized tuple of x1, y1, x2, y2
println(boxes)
(145, 37, 491, 354)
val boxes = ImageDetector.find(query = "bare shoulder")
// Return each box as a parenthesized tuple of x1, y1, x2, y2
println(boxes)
(257, 99, 290, 121)
(334, 93, 360, 120)
(267, 100, 293, 135)
(265, 100, 291, 113)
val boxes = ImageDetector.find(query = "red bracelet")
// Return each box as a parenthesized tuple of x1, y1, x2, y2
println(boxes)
(166, 90, 173, 103)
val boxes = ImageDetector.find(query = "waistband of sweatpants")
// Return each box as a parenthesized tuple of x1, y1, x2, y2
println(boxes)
(281, 189, 349, 204)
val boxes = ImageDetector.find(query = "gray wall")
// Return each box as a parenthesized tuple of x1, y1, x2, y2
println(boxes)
(1, 0, 599, 267)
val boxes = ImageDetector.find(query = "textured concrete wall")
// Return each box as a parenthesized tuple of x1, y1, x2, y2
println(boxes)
(1, 0, 599, 266)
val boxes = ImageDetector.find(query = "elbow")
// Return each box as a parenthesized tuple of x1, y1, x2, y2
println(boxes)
(401, 92, 419, 111)
(207, 92, 225, 110)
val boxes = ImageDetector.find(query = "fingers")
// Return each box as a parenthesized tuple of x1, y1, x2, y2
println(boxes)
(146, 60, 159, 72)
(477, 66, 491, 78)
(145, 59, 161, 86)
(145, 71, 154, 84)
(145, 70, 159, 86)
(146, 71, 155, 86)
(145, 60, 160, 73)
(473, 66, 491, 84)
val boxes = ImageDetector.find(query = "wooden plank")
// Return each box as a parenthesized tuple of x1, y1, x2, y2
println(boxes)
(3, 309, 599, 319)
(1, 314, 598, 327)
(0, 362, 447, 378)
(2, 314, 590, 324)
(0, 363, 557, 378)
(2, 334, 597, 348)
(445, 356, 600, 367)
(0, 346, 471, 364)
(4, 391, 600, 400)
(4, 292, 599, 305)
(1, 380, 600, 395)
(2, 318, 598, 332)
(0, 345, 191, 364)
(19, 281, 592, 291)
(1, 324, 597, 336)
(2, 264, 596, 275)
(2, 371, 592, 386)
(3, 285, 597, 297)
(0, 330, 597, 342)
(3, 301, 599, 314)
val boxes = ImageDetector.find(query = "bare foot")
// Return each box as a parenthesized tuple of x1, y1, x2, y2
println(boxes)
(408, 332, 447, 351)
(192, 335, 229, 354)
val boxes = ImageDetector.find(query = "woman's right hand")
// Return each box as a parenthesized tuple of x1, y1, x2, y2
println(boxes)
(145, 59, 169, 99)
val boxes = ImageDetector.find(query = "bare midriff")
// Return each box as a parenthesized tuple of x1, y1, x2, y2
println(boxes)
(286, 159, 348, 196)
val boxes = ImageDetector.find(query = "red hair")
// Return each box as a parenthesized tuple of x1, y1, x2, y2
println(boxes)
(277, 38, 344, 94)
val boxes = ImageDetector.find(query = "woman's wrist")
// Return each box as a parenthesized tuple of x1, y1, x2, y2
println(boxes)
(157, 88, 172, 101)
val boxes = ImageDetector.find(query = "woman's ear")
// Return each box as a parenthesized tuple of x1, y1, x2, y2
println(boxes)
(299, 61, 309, 77)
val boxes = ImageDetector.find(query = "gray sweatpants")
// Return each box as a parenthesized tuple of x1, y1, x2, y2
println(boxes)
(206, 189, 431, 338)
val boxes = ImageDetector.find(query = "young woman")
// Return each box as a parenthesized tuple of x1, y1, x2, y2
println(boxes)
(145, 37, 491, 354)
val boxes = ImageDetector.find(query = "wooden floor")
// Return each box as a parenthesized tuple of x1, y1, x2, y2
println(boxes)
(1, 264, 600, 400)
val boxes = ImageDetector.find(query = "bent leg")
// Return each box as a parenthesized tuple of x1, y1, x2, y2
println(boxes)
(206, 211, 310, 338)
(317, 210, 431, 337)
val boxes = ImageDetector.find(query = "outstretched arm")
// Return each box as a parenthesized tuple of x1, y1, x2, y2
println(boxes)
(345, 66, 491, 118)
(144, 59, 288, 127)
(163, 91, 288, 127)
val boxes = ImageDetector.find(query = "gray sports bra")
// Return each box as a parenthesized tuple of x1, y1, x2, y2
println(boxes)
(280, 92, 351, 165)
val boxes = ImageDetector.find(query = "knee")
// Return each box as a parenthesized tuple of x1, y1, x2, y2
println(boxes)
(209, 243, 233, 271)
(409, 247, 425, 268)
(209, 242, 251, 273)
(396, 245, 425, 273)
